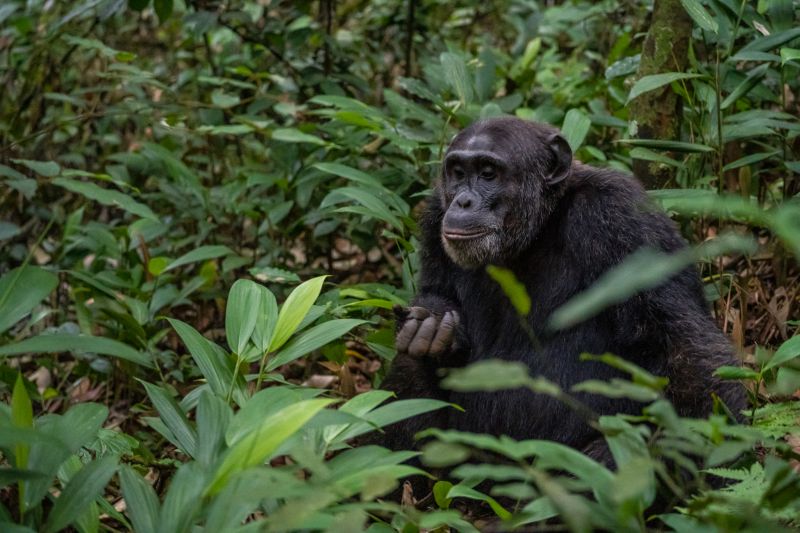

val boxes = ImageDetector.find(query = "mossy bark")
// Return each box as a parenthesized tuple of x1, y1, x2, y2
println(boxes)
(629, 0, 692, 189)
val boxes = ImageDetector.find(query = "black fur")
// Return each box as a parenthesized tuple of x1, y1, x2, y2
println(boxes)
(380, 117, 746, 462)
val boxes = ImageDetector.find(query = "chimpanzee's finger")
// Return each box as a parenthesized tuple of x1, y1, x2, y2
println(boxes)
(407, 306, 431, 321)
(409, 315, 438, 356)
(430, 311, 457, 355)
(396, 318, 421, 353)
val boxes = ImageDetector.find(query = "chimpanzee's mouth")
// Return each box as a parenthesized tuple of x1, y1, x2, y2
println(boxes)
(443, 229, 489, 241)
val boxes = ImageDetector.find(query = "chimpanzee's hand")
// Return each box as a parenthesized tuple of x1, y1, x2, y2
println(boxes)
(394, 305, 460, 359)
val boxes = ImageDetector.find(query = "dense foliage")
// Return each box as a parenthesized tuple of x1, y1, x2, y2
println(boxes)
(1, 0, 800, 531)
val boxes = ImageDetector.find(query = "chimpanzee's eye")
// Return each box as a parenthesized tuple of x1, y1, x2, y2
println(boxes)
(480, 166, 495, 180)
(452, 166, 465, 180)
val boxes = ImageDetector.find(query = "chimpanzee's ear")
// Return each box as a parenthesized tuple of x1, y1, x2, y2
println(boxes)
(545, 132, 573, 185)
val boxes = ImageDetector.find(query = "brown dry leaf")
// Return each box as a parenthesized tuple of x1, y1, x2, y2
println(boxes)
(29, 366, 52, 394)
(302, 374, 337, 388)
(401, 480, 416, 507)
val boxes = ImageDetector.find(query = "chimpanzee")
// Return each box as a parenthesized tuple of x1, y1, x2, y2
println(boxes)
(380, 117, 745, 462)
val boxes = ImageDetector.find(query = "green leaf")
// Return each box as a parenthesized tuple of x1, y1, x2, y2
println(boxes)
(272, 128, 327, 146)
(313, 162, 382, 188)
(780, 47, 800, 65)
(447, 484, 512, 520)
(0, 334, 153, 368)
(629, 147, 684, 168)
(165, 245, 234, 272)
(53, 177, 158, 221)
(141, 381, 197, 457)
(210, 91, 240, 108)
(269, 275, 327, 352)
(680, 0, 718, 33)
(251, 285, 278, 354)
(627, 72, 703, 103)
(486, 266, 531, 316)
(617, 138, 715, 153)
(168, 319, 243, 403)
(226, 280, 262, 355)
(440, 52, 474, 105)
(128, 0, 150, 10)
(714, 365, 761, 380)
(44, 455, 118, 533)
(11, 374, 33, 470)
(119, 466, 160, 533)
(721, 64, 769, 109)
(158, 463, 205, 533)
(208, 399, 335, 494)
(560, 109, 591, 152)
(549, 235, 755, 330)
(153, 0, 173, 21)
(722, 151, 779, 172)
(11, 159, 60, 177)
(335, 399, 453, 442)
(739, 27, 800, 53)
(267, 319, 366, 370)
(764, 335, 800, 371)
(322, 187, 403, 230)
(0, 266, 58, 334)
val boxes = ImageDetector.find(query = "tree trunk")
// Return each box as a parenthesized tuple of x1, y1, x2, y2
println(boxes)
(629, 0, 692, 189)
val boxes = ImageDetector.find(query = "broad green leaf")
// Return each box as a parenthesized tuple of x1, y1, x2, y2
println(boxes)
(119, 466, 160, 533)
(579, 353, 669, 390)
(266, 319, 366, 370)
(11, 159, 60, 177)
(447, 484, 512, 520)
(158, 463, 205, 533)
(251, 285, 278, 354)
(165, 245, 234, 272)
(195, 391, 232, 467)
(648, 189, 763, 221)
(168, 319, 244, 404)
(269, 275, 327, 352)
(272, 128, 327, 146)
(208, 398, 335, 494)
(141, 381, 197, 457)
(572, 379, 659, 402)
(43, 455, 118, 533)
(440, 52, 474, 105)
(629, 147, 684, 168)
(0, 266, 58, 334)
(616, 138, 714, 153)
(486, 266, 531, 316)
(549, 235, 755, 330)
(442, 359, 536, 391)
(680, 0, 718, 33)
(721, 64, 769, 109)
(210, 91, 240, 108)
(722, 151, 779, 172)
(41, 403, 109, 453)
(225, 387, 323, 445)
(313, 162, 382, 188)
(153, 0, 173, 21)
(781, 47, 800, 65)
(714, 365, 761, 380)
(560, 109, 591, 152)
(322, 187, 403, 230)
(0, 334, 153, 368)
(764, 335, 800, 371)
(739, 27, 800, 53)
(11, 374, 33, 470)
(53, 178, 158, 221)
(627, 72, 703, 103)
(226, 279, 261, 355)
(335, 398, 453, 442)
